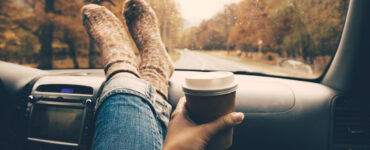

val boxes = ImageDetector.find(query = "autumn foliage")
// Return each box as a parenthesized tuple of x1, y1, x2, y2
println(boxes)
(0, 0, 349, 69)
(179, 0, 349, 64)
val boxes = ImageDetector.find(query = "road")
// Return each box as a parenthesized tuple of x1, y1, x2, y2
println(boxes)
(174, 50, 254, 71)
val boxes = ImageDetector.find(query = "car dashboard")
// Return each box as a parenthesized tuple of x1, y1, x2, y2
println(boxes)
(0, 61, 369, 150)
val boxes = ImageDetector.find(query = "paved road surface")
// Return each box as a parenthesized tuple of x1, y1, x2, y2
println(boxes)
(174, 50, 254, 71)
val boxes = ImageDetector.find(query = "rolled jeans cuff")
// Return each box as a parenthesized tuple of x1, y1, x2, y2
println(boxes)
(96, 75, 172, 126)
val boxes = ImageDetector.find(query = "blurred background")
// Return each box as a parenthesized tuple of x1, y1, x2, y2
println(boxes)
(0, 0, 349, 78)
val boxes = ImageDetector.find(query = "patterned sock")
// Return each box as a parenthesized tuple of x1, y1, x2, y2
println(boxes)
(124, 0, 174, 100)
(82, 4, 140, 79)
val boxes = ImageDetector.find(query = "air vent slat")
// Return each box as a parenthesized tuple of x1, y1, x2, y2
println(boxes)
(335, 123, 370, 126)
(333, 97, 370, 146)
(334, 117, 370, 122)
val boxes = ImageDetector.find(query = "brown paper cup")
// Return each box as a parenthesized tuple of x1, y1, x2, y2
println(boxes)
(183, 72, 238, 150)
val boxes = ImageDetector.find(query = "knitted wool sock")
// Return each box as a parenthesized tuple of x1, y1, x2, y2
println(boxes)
(124, 0, 174, 100)
(82, 4, 140, 79)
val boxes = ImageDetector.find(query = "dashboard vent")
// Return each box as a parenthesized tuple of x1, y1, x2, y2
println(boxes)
(333, 97, 370, 146)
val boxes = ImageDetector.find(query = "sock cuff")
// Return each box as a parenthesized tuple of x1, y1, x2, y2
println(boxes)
(106, 62, 141, 80)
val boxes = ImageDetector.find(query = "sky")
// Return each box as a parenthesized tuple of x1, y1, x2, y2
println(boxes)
(174, 0, 242, 27)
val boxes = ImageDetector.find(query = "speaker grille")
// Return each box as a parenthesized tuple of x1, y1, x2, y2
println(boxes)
(333, 97, 370, 145)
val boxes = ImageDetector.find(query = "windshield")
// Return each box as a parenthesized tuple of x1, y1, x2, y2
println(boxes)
(0, 0, 349, 79)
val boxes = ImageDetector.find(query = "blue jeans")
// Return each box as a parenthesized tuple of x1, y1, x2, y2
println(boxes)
(92, 75, 172, 150)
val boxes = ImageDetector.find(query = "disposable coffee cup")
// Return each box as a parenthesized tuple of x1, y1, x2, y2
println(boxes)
(183, 72, 238, 150)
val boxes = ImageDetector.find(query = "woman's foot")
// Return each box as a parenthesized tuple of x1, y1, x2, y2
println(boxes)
(124, 0, 174, 100)
(82, 4, 140, 79)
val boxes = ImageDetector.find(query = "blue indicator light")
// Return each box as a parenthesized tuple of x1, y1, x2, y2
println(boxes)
(61, 88, 74, 93)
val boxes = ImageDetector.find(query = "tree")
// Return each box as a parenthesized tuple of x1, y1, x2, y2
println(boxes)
(271, 0, 349, 63)
(178, 27, 201, 49)
(179, 4, 238, 50)
(1, 0, 109, 69)
(54, 0, 89, 69)
(183, 0, 349, 64)
(1, 0, 57, 69)
(228, 0, 276, 53)
(147, 0, 184, 51)
(0, 0, 350, 68)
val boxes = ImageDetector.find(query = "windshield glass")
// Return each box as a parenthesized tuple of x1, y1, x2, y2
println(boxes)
(0, 0, 349, 79)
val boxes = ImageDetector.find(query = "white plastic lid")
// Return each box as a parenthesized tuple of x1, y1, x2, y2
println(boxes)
(183, 72, 238, 96)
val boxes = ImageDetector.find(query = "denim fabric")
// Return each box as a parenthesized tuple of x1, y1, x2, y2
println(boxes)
(96, 75, 172, 126)
(92, 75, 172, 150)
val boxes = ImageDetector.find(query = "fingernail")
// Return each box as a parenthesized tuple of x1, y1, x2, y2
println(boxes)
(232, 112, 244, 124)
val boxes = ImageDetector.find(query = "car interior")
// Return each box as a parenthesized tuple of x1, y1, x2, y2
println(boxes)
(0, 0, 369, 150)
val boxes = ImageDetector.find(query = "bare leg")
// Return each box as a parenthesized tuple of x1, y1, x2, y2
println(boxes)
(124, 0, 174, 100)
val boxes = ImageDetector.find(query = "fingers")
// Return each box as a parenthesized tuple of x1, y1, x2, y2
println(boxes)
(171, 97, 187, 119)
(202, 112, 244, 136)
(176, 97, 187, 109)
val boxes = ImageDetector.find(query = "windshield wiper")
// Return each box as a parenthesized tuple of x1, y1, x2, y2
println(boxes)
(232, 70, 268, 76)
(174, 69, 268, 76)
